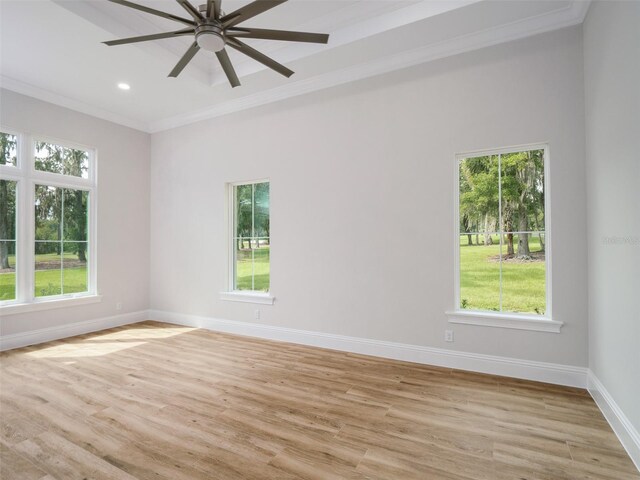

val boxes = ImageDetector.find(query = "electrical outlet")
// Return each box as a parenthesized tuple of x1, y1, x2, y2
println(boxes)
(116, 302, 123, 311)
(254, 309, 260, 320)
(445, 330, 454, 342)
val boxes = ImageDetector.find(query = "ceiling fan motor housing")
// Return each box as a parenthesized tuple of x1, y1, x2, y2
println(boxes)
(196, 24, 225, 52)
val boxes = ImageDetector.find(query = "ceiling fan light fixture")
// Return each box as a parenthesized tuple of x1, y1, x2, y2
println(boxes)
(196, 25, 225, 52)
(103, 0, 330, 87)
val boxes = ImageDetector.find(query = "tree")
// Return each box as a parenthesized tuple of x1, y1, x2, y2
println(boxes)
(235, 182, 270, 250)
(459, 155, 499, 247)
(236, 184, 253, 249)
(34, 143, 88, 261)
(0, 134, 17, 269)
(500, 150, 544, 257)
(460, 151, 544, 258)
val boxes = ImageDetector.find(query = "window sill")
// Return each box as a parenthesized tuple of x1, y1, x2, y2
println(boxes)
(219, 291, 275, 305)
(445, 310, 563, 333)
(0, 294, 102, 315)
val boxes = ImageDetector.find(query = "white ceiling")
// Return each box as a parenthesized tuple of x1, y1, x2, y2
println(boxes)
(0, 0, 590, 132)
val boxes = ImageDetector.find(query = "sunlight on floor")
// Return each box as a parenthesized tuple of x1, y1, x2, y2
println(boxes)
(26, 341, 146, 358)
(89, 327, 196, 341)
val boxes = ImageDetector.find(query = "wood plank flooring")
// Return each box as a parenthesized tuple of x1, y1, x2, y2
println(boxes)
(0, 321, 637, 480)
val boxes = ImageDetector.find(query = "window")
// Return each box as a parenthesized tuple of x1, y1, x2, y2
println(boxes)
(232, 180, 270, 292)
(0, 130, 97, 310)
(453, 145, 553, 324)
(222, 180, 273, 304)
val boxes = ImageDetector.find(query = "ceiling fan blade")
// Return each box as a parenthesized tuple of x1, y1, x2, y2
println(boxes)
(176, 0, 204, 22)
(227, 28, 329, 44)
(207, 0, 221, 19)
(168, 42, 200, 77)
(227, 38, 293, 78)
(103, 28, 195, 46)
(106, 0, 196, 27)
(216, 49, 240, 88)
(221, 0, 287, 29)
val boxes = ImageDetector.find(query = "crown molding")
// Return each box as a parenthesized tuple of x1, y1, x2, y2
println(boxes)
(0, 76, 148, 133)
(148, 0, 591, 133)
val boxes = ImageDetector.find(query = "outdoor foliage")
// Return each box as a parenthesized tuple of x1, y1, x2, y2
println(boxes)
(234, 182, 270, 291)
(459, 149, 546, 314)
(1, 133, 18, 270)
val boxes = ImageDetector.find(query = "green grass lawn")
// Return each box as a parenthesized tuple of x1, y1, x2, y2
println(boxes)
(2, 241, 544, 312)
(0, 252, 87, 300)
(460, 234, 546, 314)
(236, 246, 270, 292)
(34, 267, 88, 297)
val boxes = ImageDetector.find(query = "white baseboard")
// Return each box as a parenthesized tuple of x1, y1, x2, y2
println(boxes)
(148, 309, 588, 388)
(0, 310, 148, 351)
(588, 371, 640, 471)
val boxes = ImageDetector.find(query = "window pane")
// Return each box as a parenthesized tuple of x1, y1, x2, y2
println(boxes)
(500, 235, 546, 314)
(459, 155, 499, 241)
(500, 149, 545, 236)
(35, 185, 62, 241)
(235, 184, 253, 238)
(254, 238, 270, 292)
(0, 179, 17, 301)
(35, 141, 89, 178)
(233, 182, 270, 292)
(63, 242, 88, 294)
(1, 180, 17, 241)
(63, 189, 89, 241)
(234, 237, 270, 292)
(0, 132, 18, 167)
(0, 241, 16, 301)
(235, 238, 254, 291)
(254, 182, 270, 238)
(459, 148, 546, 315)
(35, 242, 62, 297)
(459, 234, 500, 311)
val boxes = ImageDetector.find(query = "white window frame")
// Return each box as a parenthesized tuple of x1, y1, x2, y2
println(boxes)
(0, 128, 100, 314)
(220, 178, 274, 305)
(446, 143, 562, 333)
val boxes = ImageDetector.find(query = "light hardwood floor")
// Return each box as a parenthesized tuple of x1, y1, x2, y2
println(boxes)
(0, 321, 637, 480)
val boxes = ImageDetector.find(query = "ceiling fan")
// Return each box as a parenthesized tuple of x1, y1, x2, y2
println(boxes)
(103, 0, 330, 87)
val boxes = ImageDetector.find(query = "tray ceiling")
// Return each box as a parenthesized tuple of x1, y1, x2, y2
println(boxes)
(0, 0, 589, 132)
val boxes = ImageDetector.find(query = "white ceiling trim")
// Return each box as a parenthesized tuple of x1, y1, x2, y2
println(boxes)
(207, 0, 482, 86)
(0, 76, 148, 133)
(148, 0, 591, 133)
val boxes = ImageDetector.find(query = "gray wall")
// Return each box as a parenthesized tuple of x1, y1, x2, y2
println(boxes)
(0, 90, 150, 335)
(150, 27, 588, 367)
(584, 1, 640, 430)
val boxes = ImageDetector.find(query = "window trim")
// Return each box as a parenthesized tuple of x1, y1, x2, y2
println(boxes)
(220, 178, 274, 304)
(448, 142, 560, 332)
(0, 128, 98, 309)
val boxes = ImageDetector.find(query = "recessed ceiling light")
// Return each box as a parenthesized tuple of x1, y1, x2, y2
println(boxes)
(117, 83, 130, 91)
